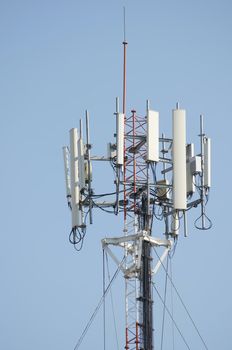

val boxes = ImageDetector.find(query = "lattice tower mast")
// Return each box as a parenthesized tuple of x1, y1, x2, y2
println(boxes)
(63, 15, 212, 350)
(122, 33, 153, 349)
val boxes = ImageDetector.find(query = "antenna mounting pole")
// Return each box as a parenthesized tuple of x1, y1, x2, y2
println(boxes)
(122, 6, 128, 115)
(122, 7, 128, 223)
(86, 110, 93, 224)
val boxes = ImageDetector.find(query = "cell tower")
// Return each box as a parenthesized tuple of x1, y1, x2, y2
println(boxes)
(62, 24, 212, 350)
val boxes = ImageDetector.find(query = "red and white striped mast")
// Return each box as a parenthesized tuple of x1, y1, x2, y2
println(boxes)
(122, 8, 152, 349)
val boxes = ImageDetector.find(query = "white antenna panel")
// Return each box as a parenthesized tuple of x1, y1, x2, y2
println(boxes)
(186, 162, 194, 195)
(186, 144, 195, 195)
(70, 128, 81, 228)
(116, 113, 124, 165)
(204, 137, 211, 188)
(62, 146, 71, 198)
(78, 137, 85, 190)
(147, 110, 159, 162)
(71, 201, 81, 228)
(171, 211, 179, 236)
(190, 156, 201, 174)
(172, 108, 187, 210)
(186, 143, 194, 160)
(84, 161, 92, 182)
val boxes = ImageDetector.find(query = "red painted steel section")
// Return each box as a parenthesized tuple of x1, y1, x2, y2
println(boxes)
(123, 41, 128, 222)
(132, 110, 137, 212)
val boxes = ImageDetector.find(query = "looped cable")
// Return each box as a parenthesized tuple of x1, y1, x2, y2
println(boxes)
(194, 212, 212, 230)
(69, 227, 86, 251)
(68, 210, 89, 252)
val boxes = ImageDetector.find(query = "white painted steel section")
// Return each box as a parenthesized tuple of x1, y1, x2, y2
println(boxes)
(147, 110, 159, 162)
(62, 146, 71, 198)
(204, 137, 211, 188)
(102, 245, 126, 274)
(78, 137, 85, 190)
(116, 113, 124, 165)
(102, 232, 171, 248)
(173, 109, 187, 209)
(70, 128, 81, 228)
(152, 247, 170, 275)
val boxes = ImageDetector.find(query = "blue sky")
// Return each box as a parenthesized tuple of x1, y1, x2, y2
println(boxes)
(0, 1, 231, 349)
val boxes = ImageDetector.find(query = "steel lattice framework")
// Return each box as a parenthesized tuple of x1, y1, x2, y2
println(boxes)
(123, 110, 152, 350)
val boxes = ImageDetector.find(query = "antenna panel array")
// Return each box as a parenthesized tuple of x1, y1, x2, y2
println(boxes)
(69, 128, 81, 228)
(172, 108, 187, 210)
(63, 101, 212, 242)
(62, 146, 71, 200)
(147, 110, 159, 162)
(203, 137, 211, 188)
(116, 113, 125, 165)
(78, 136, 85, 191)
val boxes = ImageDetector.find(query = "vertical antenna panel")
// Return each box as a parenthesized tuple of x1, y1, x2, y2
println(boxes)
(70, 128, 81, 227)
(204, 137, 211, 188)
(147, 110, 159, 162)
(186, 143, 195, 195)
(62, 146, 71, 198)
(186, 143, 194, 159)
(186, 162, 195, 195)
(173, 109, 187, 209)
(116, 113, 124, 165)
(171, 211, 179, 236)
(78, 137, 85, 190)
(85, 110, 93, 224)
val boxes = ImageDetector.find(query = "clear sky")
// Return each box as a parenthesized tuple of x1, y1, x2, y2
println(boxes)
(0, 0, 231, 349)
